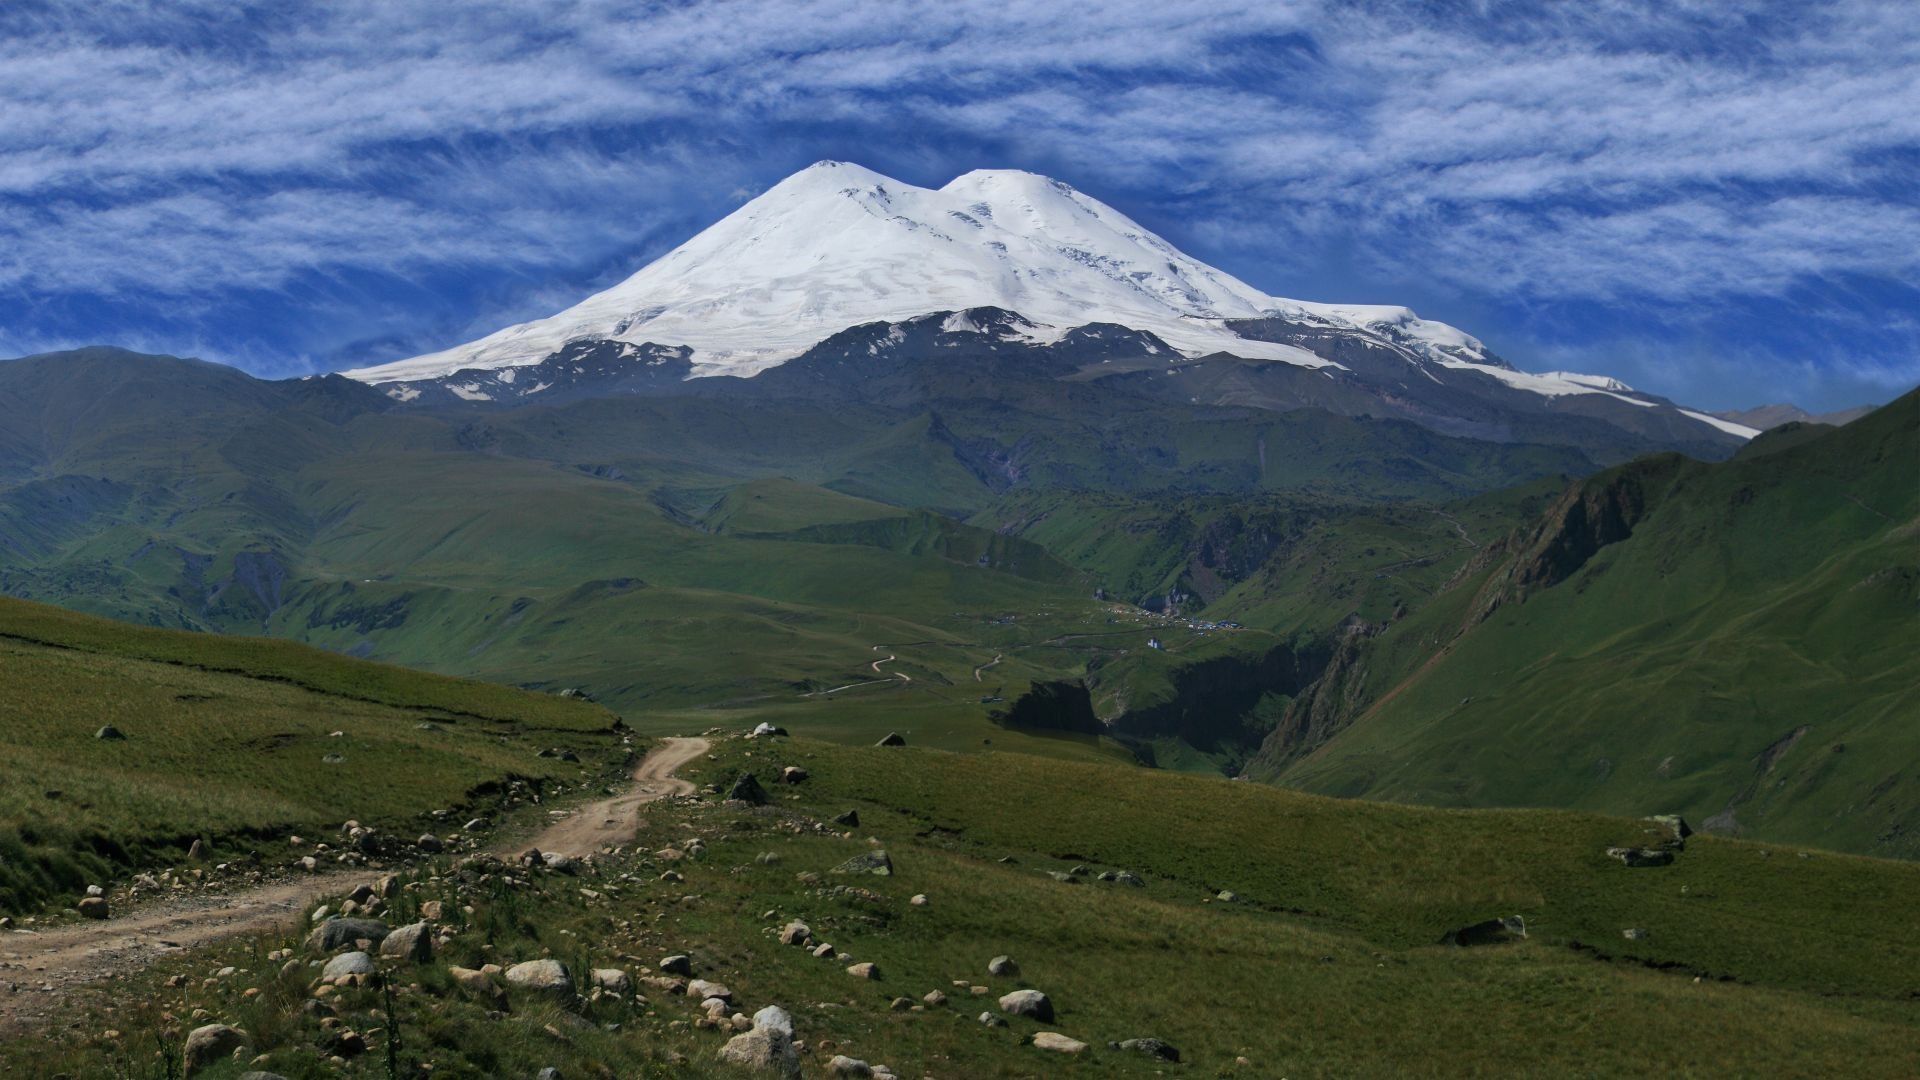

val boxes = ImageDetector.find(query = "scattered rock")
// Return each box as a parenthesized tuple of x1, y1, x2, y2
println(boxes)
(987, 955, 1019, 977)
(660, 954, 694, 976)
(978, 1011, 1008, 1027)
(1606, 847, 1675, 868)
(728, 773, 770, 805)
(307, 918, 389, 954)
(923, 990, 947, 1007)
(889, 996, 913, 1011)
(832, 810, 860, 828)
(187, 839, 207, 862)
(1442, 915, 1527, 947)
(1622, 928, 1652, 941)
(998, 989, 1053, 1022)
(1649, 814, 1693, 847)
(504, 959, 574, 996)
(94, 725, 127, 741)
(846, 962, 880, 980)
(591, 968, 632, 993)
(875, 732, 906, 747)
(779, 920, 812, 947)
(751, 722, 787, 738)
(378, 922, 433, 963)
(77, 896, 109, 920)
(1215, 889, 1238, 903)
(1117, 1037, 1181, 1061)
(1114, 871, 1145, 887)
(447, 966, 504, 1005)
(321, 952, 374, 980)
(688, 978, 732, 1001)
(183, 1024, 248, 1076)
(827, 1056, 874, 1077)
(779, 766, 809, 784)
(831, 851, 894, 877)
(416, 834, 443, 853)
(1032, 1032, 1087, 1053)
(909, 894, 929, 907)
(716, 1005, 801, 1078)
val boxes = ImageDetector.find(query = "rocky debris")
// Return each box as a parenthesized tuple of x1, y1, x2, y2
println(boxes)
(716, 1005, 801, 1078)
(183, 1023, 248, 1076)
(94, 725, 127, 741)
(1114, 871, 1145, 887)
(875, 732, 906, 747)
(1031, 1032, 1087, 1053)
(505, 959, 574, 996)
(751, 722, 788, 738)
(77, 896, 109, 920)
(728, 772, 770, 805)
(420, 899, 445, 921)
(923, 990, 948, 1007)
(909, 893, 929, 906)
(378, 921, 434, 963)
(317, 1027, 368, 1058)
(998, 989, 1054, 1022)
(779, 920, 812, 947)
(1046, 871, 1080, 884)
(827, 1056, 875, 1077)
(978, 1012, 1009, 1028)
(1215, 889, 1239, 902)
(846, 962, 880, 980)
(1622, 928, 1652, 941)
(832, 810, 860, 828)
(1442, 915, 1527, 947)
(987, 955, 1019, 977)
(660, 954, 694, 976)
(1607, 847, 1675, 868)
(1116, 1037, 1181, 1061)
(831, 851, 894, 877)
(321, 951, 375, 980)
(779, 766, 809, 784)
(688, 978, 733, 1001)
(307, 918, 390, 954)
(187, 838, 207, 861)
(543, 852, 578, 875)
(416, 833, 444, 853)
(811, 943, 836, 959)
(463, 818, 489, 832)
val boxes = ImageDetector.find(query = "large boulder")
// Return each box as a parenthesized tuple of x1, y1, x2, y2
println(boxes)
(1649, 814, 1693, 847)
(94, 725, 127, 741)
(728, 772, 770, 805)
(716, 1005, 801, 1078)
(832, 810, 860, 828)
(998, 989, 1054, 1022)
(378, 921, 434, 963)
(183, 1024, 248, 1076)
(831, 851, 894, 877)
(987, 955, 1018, 977)
(504, 959, 574, 996)
(77, 896, 109, 920)
(591, 968, 632, 993)
(307, 918, 390, 954)
(660, 953, 694, 976)
(779, 920, 811, 947)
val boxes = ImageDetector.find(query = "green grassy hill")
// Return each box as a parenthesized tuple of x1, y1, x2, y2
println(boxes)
(1255, 390, 1920, 856)
(0, 595, 621, 913)
(14, 734, 1920, 1077)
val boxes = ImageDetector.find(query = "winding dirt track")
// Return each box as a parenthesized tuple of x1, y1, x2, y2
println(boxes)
(0, 736, 709, 1033)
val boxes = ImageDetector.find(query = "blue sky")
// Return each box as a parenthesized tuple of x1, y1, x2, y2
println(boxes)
(2, 1, 1916, 412)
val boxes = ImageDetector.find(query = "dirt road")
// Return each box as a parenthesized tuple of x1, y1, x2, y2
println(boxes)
(0, 736, 710, 1032)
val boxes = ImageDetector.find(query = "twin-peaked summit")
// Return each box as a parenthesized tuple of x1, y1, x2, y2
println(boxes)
(344, 161, 1492, 384)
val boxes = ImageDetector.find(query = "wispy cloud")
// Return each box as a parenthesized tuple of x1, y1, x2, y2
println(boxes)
(0, 0, 1915, 407)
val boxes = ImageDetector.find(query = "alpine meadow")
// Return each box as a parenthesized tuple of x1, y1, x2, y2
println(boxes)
(2, 5, 1917, 1079)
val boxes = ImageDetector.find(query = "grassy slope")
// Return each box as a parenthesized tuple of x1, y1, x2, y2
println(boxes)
(1271, 390, 1920, 856)
(14, 736, 1919, 1078)
(0, 596, 618, 913)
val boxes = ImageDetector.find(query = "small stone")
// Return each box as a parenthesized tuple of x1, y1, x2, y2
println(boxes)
(1031, 1032, 1087, 1053)
(320, 952, 374, 980)
(1216, 889, 1238, 902)
(780, 766, 809, 784)
(727, 772, 770, 805)
(1622, 928, 1652, 941)
(909, 894, 928, 907)
(889, 996, 913, 1011)
(876, 732, 906, 747)
(416, 834, 443, 853)
(1606, 847, 1675, 868)
(987, 955, 1018, 977)
(779, 920, 812, 947)
(95, 725, 128, 741)
(831, 851, 894, 877)
(687, 978, 732, 1001)
(977, 1012, 1008, 1027)
(378, 922, 433, 963)
(832, 810, 860, 828)
(1117, 1037, 1181, 1061)
(846, 962, 880, 980)
(77, 896, 109, 920)
(827, 1056, 874, 1077)
(923, 990, 947, 1007)
(660, 954, 693, 976)
(591, 968, 631, 993)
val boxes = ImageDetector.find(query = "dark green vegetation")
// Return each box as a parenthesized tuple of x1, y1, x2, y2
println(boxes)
(12, 736, 1920, 1077)
(0, 594, 620, 913)
(0, 346, 1911, 859)
(1253, 390, 1920, 857)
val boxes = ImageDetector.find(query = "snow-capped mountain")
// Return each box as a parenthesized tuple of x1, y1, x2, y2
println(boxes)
(348, 161, 1496, 381)
(342, 160, 1757, 448)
